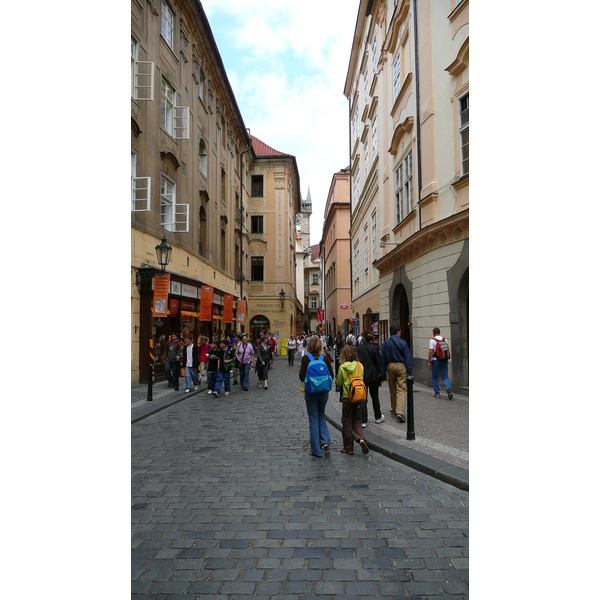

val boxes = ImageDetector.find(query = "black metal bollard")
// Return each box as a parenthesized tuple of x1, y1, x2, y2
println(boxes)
(406, 375, 415, 440)
(173, 360, 180, 391)
(334, 346, 340, 393)
(147, 362, 154, 402)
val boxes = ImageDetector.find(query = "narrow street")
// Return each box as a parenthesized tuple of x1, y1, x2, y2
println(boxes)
(132, 358, 469, 598)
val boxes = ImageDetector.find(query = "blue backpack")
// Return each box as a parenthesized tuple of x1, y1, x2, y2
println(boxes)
(304, 352, 333, 393)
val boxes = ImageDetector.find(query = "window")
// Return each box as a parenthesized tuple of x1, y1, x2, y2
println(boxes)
(364, 142, 369, 179)
(310, 296, 318, 309)
(354, 241, 360, 291)
(251, 256, 264, 281)
(251, 175, 263, 197)
(364, 73, 368, 100)
(160, 175, 189, 232)
(393, 52, 402, 100)
(161, 1, 174, 50)
(251, 215, 263, 234)
(198, 68, 206, 104)
(364, 225, 369, 274)
(372, 116, 377, 163)
(131, 38, 154, 100)
(372, 211, 377, 264)
(459, 92, 469, 175)
(199, 139, 207, 176)
(221, 114, 226, 148)
(312, 273, 319, 285)
(372, 34, 377, 72)
(161, 78, 189, 139)
(221, 167, 226, 202)
(131, 151, 151, 212)
(394, 150, 413, 223)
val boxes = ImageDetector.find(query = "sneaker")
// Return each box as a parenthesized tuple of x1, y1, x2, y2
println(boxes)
(397, 413, 406, 423)
(447, 389, 454, 400)
(362, 422, 367, 428)
(207, 390, 212, 395)
(434, 392, 441, 398)
(321, 443, 330, 453)
(224, 392, 230, 396)
(264, 384, 268, 389)
(375, 416, 385, 424)
(213, 393, 220, 398)
(359, 439, 369, 454)
(193, 385, 198, 391)
(185, 389, 191, 393)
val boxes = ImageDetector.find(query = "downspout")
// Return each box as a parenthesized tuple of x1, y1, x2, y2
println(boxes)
(413, 0, 423, 231)
(347, 95, 354, 335)
(239, 145, 251, 319)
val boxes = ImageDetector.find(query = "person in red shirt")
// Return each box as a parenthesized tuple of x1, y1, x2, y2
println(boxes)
(268, 333, 277, 369)
(198, 335, 210, 386)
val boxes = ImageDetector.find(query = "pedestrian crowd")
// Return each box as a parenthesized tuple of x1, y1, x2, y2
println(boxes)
(162, 322, 455, 458)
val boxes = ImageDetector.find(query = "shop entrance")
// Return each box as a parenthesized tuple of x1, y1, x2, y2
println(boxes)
(458, 269, 469, 387)
(392, 284, 411, 350)
(249, 315, 270, 344)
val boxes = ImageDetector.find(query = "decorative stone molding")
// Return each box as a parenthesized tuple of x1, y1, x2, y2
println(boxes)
(446, 38, 469, 77)
(160, 150, 180, 170)
(131, 117, 142, 137)
(388, 116, 414, 155)
(374, 212, 469, 276)
(147, 0, 158, 16)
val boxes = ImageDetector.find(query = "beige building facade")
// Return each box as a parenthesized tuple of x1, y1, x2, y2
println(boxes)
(245, 135, 301, 350)
(345, 0, 469, 393)
(322, 167, 353, 336)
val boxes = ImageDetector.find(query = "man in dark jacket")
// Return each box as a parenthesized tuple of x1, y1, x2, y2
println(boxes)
(163, 333, 183, 390)
(355, 332, 386, 427)
(381, 324, 414, 423)
(182, 334, 200, 393)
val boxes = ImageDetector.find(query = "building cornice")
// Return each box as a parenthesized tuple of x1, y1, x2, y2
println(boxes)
(446, 37, 469, 77)
(374, 211, 469, 276)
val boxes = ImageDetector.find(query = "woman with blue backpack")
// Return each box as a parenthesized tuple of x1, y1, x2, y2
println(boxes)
(299, 336, 334, 458)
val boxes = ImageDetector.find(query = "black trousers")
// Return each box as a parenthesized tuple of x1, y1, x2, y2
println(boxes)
(288, 350, 295, 365)
(361, 381, 382, 422)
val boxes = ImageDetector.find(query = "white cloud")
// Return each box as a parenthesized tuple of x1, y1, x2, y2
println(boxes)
(200, 0, 359, 244)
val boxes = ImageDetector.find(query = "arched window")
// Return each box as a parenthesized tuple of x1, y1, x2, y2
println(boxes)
(199, 139, 207, 176)
(199, 206, 207, 257)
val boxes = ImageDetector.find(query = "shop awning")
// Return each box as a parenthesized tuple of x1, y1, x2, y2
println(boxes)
(180, 310, 199, 318)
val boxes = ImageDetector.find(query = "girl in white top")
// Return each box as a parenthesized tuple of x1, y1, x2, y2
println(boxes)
(287, 336, 297, 366)
(296, 335, 304, 357)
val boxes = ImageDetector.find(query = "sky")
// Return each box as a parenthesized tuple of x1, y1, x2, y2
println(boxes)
(201, 0, 360, 246)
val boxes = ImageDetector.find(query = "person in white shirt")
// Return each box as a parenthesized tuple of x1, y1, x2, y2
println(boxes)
(428, 327, 453, 400)
(296, 335, 304, 357)
(287, 335, 297, 366)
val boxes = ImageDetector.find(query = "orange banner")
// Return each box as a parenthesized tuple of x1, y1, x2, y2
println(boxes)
(223, 294, 234, 323)
(153, 274, 170, 317)
(199, 285, 214, 321)
(236, 300, 247, 324)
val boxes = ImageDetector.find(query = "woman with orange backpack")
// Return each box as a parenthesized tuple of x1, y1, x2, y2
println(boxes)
(335, 345, 369, 455)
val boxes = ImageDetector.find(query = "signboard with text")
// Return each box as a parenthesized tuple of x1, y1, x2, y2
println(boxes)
(153, 274, 170, 318)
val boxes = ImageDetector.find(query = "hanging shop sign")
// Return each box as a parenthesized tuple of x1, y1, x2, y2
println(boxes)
(153, 274, 170, 318)
(317, 309, 325, 322)
(199, 286, 214, 321)
(340, 303, 349, 309)
(223, 294, 234, 323)
(170, 280, 182, 296)
(236, 300, 247, 324)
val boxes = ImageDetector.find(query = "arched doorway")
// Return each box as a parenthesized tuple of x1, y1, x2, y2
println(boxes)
(250, 315, 270, 344)
(392, 284, 411, 350)
(458, 269, 469, 387)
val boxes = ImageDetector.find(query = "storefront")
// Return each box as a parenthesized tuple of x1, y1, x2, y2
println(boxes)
(138, 273, 237, 384)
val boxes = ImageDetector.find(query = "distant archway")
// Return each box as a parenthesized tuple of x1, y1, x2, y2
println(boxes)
(392, 284, 411, 350)
(250, 315, 270, 344)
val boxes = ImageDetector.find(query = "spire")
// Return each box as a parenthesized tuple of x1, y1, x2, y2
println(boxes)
(306, 186, 312, 204)
(301, 186, 312, 214)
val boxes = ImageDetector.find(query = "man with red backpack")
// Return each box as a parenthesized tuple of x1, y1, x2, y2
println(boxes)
(428, 327, 453, 400)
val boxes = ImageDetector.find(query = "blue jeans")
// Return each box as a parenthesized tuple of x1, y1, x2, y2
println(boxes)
(184, 366, 199, 390)
(304, 391, 331, 456)
(238, 363, 251, 388)
(431, 359, 451, 394)
(207, 371, 218, 391)
(164, 360, 179, 388)
(213, 370, 230, 394)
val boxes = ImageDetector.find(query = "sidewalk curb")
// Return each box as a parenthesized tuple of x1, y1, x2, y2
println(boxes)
(324, 402, 469, 492)
(132, 385, 207, 424)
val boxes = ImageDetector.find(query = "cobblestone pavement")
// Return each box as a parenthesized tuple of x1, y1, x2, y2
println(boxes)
(132, 359, 469, 598)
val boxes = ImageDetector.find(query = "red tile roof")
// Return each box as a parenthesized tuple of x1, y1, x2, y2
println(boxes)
(250, 134, 293, 158)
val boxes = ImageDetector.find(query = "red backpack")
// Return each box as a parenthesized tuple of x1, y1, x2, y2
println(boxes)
(433, 337, 450, 360)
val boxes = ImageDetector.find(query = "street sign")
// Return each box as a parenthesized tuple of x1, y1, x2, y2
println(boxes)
(340, 303, 349, 309)
(317, 309, 324, 322)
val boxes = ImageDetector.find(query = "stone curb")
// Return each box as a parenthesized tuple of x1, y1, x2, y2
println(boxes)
(324, 401, 469, 492)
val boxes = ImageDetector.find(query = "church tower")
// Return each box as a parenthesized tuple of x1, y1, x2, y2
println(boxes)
(296, 186, 312, 250)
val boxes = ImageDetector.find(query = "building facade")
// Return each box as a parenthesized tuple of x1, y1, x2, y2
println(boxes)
(321, 167, 353, 336)
(131, 0, 252, 383)
(345, 0, 469, 393)
(245, 135, 301, 350)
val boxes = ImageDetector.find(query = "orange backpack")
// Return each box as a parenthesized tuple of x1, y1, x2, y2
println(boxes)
(348, 363, 367, 403)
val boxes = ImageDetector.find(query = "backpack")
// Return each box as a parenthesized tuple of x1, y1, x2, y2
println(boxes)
(433, 337, 450, 360)
(348, 363, 367, 403)
(346, 334, 355, 345)
(304, 352, 333, 393)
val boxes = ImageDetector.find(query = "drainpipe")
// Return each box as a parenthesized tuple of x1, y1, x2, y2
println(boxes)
(239, 145, 251, 310)
(347, 95, 354, 326)
(413, 0, 423, 231)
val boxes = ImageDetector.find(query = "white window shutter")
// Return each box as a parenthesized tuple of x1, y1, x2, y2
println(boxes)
(174, 106, 189, 139)
(173, 203, 189, 232)
(132, 177, 151, 211)
(134, 61, 154, 100)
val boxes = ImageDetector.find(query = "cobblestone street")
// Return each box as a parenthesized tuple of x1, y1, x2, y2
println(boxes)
(132, 359, 469, 598)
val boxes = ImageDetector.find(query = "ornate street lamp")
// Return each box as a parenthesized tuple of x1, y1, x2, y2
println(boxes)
(135, 236, 173, 286)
